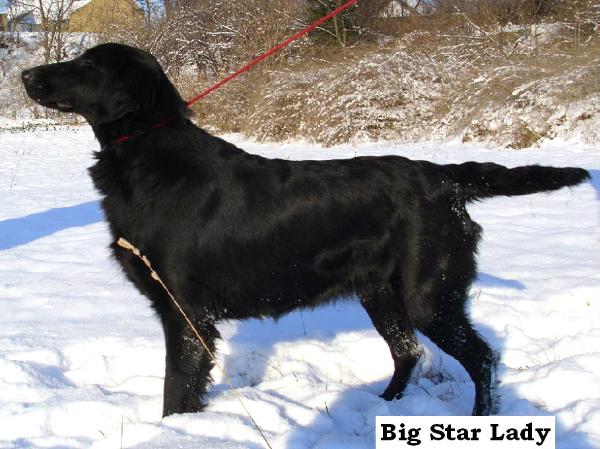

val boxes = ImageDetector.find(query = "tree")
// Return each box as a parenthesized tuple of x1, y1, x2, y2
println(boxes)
(9, 0, 77, 63)
(305, 0, 359, 46)
(304, 0, 389, 46)
(101, 0, 304, 80)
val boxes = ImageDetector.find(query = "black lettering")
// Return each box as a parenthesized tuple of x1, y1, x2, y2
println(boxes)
(407, 427, 421, 446)
(446, 424, 457, 440)
(506, 427, 519, 441)
(456, 428, 471, 440)
(536, 428, 551, 446)
(491, 423, 504, 441)
(430, 424, 445, 441)
(381, 424, 396, 441)
(521, 422, 533, 440)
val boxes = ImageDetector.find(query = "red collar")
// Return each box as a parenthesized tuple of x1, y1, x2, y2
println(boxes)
(113, 116, 176, 145)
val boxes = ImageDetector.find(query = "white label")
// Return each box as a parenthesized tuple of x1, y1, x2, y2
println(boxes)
(376, 416, 555, 449)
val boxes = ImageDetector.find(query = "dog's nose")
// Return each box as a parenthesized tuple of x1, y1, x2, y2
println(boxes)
(21, 70, 33, 82)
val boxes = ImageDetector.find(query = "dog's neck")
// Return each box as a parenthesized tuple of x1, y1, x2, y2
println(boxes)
(92, 112, 182, 148)
(92, 78, 189, 149)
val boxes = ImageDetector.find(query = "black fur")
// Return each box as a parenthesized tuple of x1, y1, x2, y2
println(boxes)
(22, 43, 590, 417)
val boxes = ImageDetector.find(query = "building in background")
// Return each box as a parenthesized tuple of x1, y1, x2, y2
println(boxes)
(69, 0, 142, 32)
(0, 13, 8, 31)
(381, 0, 432, 18)
(0, 0, 6, 31)
(0, 0, 141, 33)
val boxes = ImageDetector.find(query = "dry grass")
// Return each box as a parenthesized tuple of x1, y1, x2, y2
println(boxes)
(186, 18, 599, 148)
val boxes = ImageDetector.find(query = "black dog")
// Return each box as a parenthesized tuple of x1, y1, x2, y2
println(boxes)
(22, 43, 589, 417)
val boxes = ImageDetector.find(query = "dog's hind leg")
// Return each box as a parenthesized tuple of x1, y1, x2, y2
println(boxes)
(161, 317, 220, 416)
(419, 302, 499, 415)
(359, 286, 421, 401)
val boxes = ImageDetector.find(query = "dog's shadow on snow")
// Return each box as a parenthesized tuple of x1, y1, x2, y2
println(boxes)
(0, 201, 103, 250)
(587, 169, 600, 199)
(220, 274, 596, 449)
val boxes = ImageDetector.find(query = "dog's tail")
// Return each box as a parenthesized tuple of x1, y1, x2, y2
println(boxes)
(446, 161, 590, 201)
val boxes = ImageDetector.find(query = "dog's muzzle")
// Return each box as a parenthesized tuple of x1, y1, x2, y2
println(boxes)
(22, 68, 74, 111)
(21, 68, 47, 101)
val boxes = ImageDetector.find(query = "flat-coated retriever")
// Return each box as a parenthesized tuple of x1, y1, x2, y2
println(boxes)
(22, 43, 589, 417)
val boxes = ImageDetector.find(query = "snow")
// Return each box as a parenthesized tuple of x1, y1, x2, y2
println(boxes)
(0, 127, 599, 449)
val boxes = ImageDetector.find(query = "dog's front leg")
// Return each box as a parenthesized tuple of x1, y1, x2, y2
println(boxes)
(161, 317, 219, 417)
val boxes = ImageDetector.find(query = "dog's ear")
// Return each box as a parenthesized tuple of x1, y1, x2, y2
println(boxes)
(120, 62, 161, 113)
(121, 59, 188, 119)
(90, 62, 160, 125)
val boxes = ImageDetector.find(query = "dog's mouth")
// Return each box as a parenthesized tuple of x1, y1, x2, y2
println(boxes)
(55, 99, 74, 111)
(40, 99, 74, 112)
(23, 86, 74, 112)
(22, 69, 75, 112)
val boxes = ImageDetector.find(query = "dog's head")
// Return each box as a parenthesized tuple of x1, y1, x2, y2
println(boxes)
(22, 43, 187, 126)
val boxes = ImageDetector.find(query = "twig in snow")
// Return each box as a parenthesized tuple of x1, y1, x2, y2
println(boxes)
(116, 237, 274, 449)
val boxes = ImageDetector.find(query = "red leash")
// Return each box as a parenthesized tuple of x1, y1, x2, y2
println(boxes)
(186, 0, 358, 107)
(115, 0, 359, 144)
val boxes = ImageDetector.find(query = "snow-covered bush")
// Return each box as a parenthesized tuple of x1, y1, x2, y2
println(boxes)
(231, 24, 600, 148)
(242, 46, 448, 146)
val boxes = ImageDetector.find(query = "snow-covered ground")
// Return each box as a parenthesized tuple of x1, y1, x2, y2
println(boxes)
(0, 128, 599, 449)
